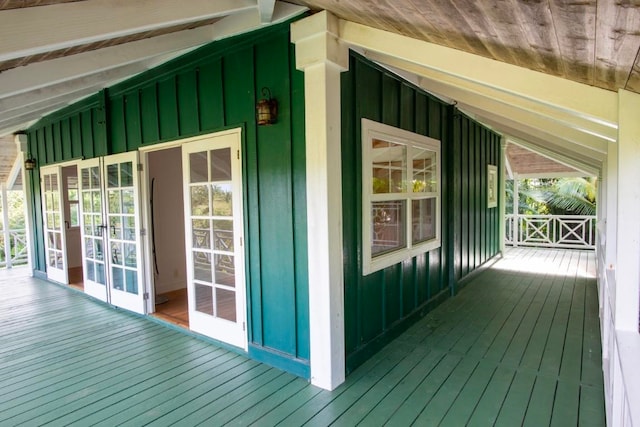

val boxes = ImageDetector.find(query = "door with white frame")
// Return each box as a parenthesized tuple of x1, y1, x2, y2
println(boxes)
(78, 158, 108, 302)
(182, 131, 247, 349)
(41, 165, 68, 284)
(77, 153, 146, 314)
(104, 152, 145, 314)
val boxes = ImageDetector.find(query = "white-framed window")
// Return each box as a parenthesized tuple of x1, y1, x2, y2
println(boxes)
(362, 119, 441, 275)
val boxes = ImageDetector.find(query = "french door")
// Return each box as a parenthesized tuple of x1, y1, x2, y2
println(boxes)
(78, 152, 146, 314)
(182, 131, 247, 349)
(41, 166, 68, 284)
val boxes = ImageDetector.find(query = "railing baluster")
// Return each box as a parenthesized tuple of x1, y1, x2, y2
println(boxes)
(504, 214, 596, 249)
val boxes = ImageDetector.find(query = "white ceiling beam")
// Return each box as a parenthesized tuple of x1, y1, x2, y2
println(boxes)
(0, 0, 256, 62)
(0, 24, 221, 100)
(258, 0, 276, 23)
(364, 51, 616, 144)
(482, 119, 603, 175)
(339, 20, 618, 130)
(506, 137, 600, 178)
(457, 101, 608, 158)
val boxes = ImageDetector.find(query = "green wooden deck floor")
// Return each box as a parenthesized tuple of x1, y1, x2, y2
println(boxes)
(0, 248, 604, 426)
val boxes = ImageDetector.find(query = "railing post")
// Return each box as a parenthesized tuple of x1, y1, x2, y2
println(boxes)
(513, 174, 519, 247)
(1, 184, 11, 269)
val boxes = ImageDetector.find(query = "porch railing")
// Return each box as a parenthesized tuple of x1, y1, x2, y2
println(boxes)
(505, 214, 596, 249)
(0, 229, 28, 268)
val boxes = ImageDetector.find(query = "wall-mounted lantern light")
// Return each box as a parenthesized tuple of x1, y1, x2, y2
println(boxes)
(256, 87, 278, 126)
(24, 156, 36, 171)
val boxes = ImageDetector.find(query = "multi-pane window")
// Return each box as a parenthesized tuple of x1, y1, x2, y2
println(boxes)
(67, 175, 79, 227)
(362, 119, 441, 274)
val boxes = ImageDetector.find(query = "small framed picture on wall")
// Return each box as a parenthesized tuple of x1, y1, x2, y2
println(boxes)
(487, 164, 497, 208)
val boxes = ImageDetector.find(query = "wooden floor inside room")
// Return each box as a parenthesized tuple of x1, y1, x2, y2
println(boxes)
(152, 288, 189, 328)
(68, 266, 84, 291)
(0, 248, 605, 426)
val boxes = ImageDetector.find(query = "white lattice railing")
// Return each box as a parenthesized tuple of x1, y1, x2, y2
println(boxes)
(506, 214, 596, 249)
(0, 229, 28, 268)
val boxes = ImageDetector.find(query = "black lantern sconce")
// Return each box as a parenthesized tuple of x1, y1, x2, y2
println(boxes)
(24, 155, 36, 171)
(256, 87, 278, 126)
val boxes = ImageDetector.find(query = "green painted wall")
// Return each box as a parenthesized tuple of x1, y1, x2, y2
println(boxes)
(341, 53, 501, 373)
(26, 20, 310, 377)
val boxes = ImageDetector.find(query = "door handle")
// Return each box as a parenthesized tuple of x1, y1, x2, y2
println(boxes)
(96, 224, 107, 237)
(65, 220, 70, 229)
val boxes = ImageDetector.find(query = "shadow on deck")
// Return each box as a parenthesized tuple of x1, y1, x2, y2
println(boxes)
(0, 247, 604, 426)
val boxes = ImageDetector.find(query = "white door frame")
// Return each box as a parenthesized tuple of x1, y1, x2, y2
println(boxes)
(181, 128, 247, 350)
(40, 164, 69, 284)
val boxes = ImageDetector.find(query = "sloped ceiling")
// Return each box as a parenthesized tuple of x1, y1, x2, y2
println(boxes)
(1, 0, 638, 184)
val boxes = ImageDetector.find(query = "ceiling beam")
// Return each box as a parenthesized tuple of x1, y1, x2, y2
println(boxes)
(0, 0, 256, 62)
(0, 24, 219, 100)
(258, 0, 276, 23)
(457, 102, 608, 159)
(339, 19, 618, 131)
(479, 117, 603, 176)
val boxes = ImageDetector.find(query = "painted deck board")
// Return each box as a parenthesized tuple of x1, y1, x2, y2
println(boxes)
(0, 248, 604, 426)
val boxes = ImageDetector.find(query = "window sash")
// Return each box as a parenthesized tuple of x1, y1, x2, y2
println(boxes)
(362, 119, 441, 275)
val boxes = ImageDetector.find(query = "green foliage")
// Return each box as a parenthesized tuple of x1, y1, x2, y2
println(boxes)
(506, 177, 597, 216)
(0, 191, 26, 230)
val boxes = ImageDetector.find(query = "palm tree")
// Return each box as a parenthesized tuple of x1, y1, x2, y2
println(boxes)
(540, 177, 596, 216)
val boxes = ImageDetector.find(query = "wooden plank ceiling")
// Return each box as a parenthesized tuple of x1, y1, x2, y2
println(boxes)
(1, 0, 638, 184)
(288, 0, 640, 93)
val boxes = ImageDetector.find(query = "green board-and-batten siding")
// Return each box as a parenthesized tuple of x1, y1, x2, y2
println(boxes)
(341, 53, 501, 373)
(25, 20, 310, 377)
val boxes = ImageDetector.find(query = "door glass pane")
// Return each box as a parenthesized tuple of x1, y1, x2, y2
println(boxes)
(214, 254, 235, 288)
(124, 243, 137, 268)
(108, 191, 121, 213)
(412, 198, 436, 244)
(90, 167, 100, 189)
(190, 185, 209, 216)
(95, 238, 104, 261)
(125, 269, 138, 294)
(371, 200, 406, 256)
(85, 237, 94, 258)
(192, 219, 211, 249)
(48, 250, 56, 267)
(121, 190, 134, 214)
(55, 232, 62, 250)
(107, 164, 119, 188)
(195, 284, 213, 315)
(55, 251, 63, 269)
(96, 263, 105, 285)
(211, 148, 232, 181)
(86, 260, 95, 282)
(193, 251, 212, 282)
(190, 152, 208, 183)
(112, 267, 124, 290)
(120, 162, 133, 187)
(212, 184, 232, 216)
(110, 216, 122, 239)
(82, 168, 90, 188)
(216, 288, 236, 322)
(50, 174, 58, 191)
(213, 221, 233, 252)
(111, 241, 123, 265)
(92, 191, 101, 212)
(124, 217, 136, 241)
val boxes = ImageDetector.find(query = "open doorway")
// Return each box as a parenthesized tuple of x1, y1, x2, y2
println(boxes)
(62, 165, 83, 290)
(146, 147, 188, 327)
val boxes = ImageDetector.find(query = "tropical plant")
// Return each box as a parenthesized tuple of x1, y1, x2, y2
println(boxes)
(505, 177, 597, 216)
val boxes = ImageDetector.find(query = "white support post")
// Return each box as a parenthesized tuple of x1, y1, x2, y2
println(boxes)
(614, 89, 640, 332)
(15, 133, 34, 274)
(499, 138, 507, 252)
(1, 183, 11, 268)
(513, 173, 519, 247)
(291, 11, 349, 391)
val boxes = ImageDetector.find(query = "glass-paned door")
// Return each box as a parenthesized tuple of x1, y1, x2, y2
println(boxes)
(104, 152, 145, 314)
(78, 158, 107, 301)
(182, 131, 246, 349)
(41, 166, 68, 284)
